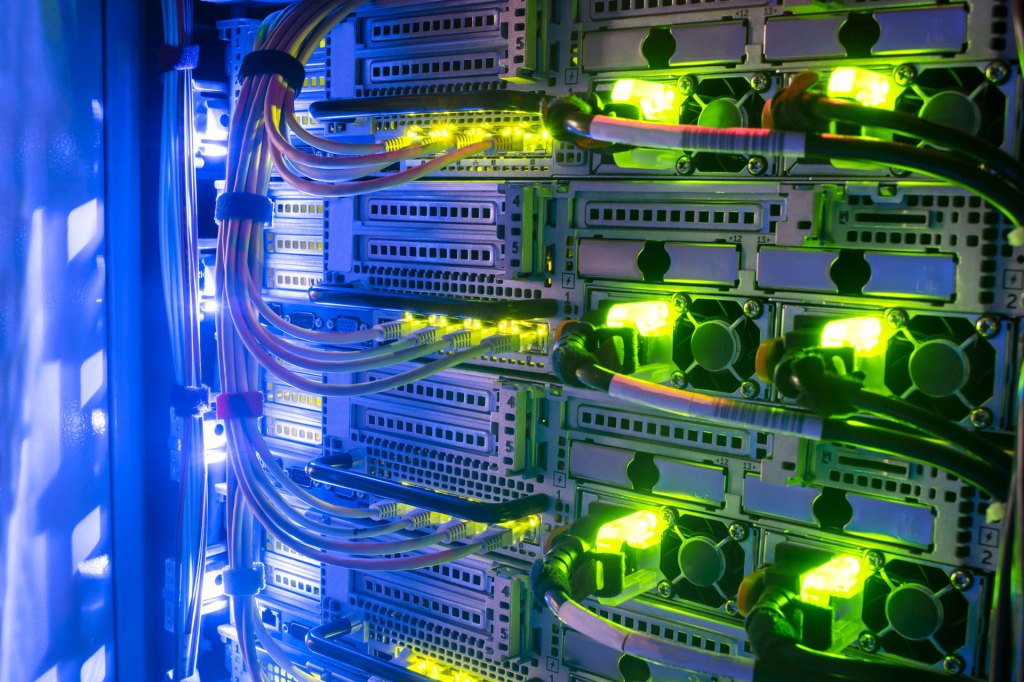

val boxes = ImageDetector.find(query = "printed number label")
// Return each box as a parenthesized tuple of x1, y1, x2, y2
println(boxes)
(1007, 293, 1019, 309)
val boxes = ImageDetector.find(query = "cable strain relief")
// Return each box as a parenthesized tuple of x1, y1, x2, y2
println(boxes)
(484, 332, 521, 355)
(403, 509, 443, 530)
(410, 325, 442, 345)
(440, 520, 469, 543)
(481, 530, 510, 553)
(369, 500, 412, 520)
(444, 328, 480, 350)
(383, 136, 410, 152)
(490, 136, 516, 153)
(375, 319, 414, 341)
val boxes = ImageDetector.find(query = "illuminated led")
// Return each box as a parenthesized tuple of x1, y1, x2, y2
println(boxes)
(611, 78, 679, 123)
(595, 511, 668, 554)
(820, 317, 883, 354)
(606, 301, 671, 337)
(827, 67, 896, 109)
(800, 555, 866, 606)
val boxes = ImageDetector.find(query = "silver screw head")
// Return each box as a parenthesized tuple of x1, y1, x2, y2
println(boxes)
(739, 381, 759, 399)
(675, 155, 694, 175)
(671, 293, 690, 312)
(678, 75, 697, 94)
(969, 408, 993, 430)
(985, 61, 1009, 85)
(942, 654, 965, 676)
(864, 550, 885, 571)
(975, 315, 1000, 338)
(858, 632, 879, 653)
(893, 64, 917, 86)
(670, 372, 687, 389)
(742, 299, 763, 319)
(885, 308, 908, 329)
(656, 581, 674, 598)
(747, 156, 768, 176)
(326, 319, 336, 330)
(313, 317, 324, 329)
(724, 600, 739, 616)
(750, 73, 771, 93)
(659, 506, 679, 525)
(950, 568, 974, 591)
(727, 522, 749, 542)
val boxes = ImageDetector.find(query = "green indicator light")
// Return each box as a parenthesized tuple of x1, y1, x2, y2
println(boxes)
(800, 555, 866, 607)
(607, 301, 671, 337)
(611, 79, 679, 124)
(820, 317, 882, 354)
(827, 67, 897, 110)
(595, 511, 668, 554)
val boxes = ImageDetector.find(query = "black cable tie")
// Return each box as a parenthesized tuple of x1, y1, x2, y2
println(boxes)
(170, 384, 211, 418)
(158, 44, 200, 72)
(238, 49, 305, 95)
(222, 563, 266, 597)
(215, 192, 274, 225)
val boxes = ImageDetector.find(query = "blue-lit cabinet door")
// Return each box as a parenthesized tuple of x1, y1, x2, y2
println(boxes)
(0, 1, 117, 680)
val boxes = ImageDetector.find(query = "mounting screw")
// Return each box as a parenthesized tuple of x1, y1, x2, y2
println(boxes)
(678, 75, 697, 95)
(659, 506, 679, 525)
(750, 73, 771, 93)
(671, 293, 691, 312)
(671, 372, 687, 389)
(742, 299, 764, 319)
(656, 581, 674, 598)
(975, 315, 1000, 338)
(885, 308, 908, 330)
(950, 568, 974, 591)
(969, 407, 993, 430)
(313, 317, 324, 329)
(864, 550, 885, 571)
(727, 522, 749, 542)
(858, 632, 879, 653)
(724, 600, 740, 616)
(942, 654, 965, 676)
(326, 319, 336, 330)
(675, 155, 694, 176)
(747, 156, 768, 176)
(739, 381, 759, 399)
(985, 61, 1010, 85)
(893, 64, 917, 86)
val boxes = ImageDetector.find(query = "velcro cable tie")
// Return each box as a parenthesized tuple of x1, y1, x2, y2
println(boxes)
(222, 563, 266, 597)
(158, 44, 200, 72)
(238, 49, 305, 95)
(215, 391, 264, 420)
(215, 192, 274, 224)
(171, 384, 211, 418)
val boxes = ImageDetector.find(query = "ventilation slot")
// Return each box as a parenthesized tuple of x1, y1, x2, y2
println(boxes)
(591, 0, 762, 19)
(366, 52, 500, 84)
(367, 10, 500, 44)
(356, 576, 486, 630)
(584, 201, 766, 230)
(361, 409, 492, 453)
(366, 198, 496, 225)
(363, 372, 493, 412)
(577, 404, 750, 457)
(366, 239, 496, 267)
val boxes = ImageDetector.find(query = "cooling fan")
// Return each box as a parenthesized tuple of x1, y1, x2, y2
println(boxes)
(883, 314, 996, 422)
(658, 515, 747, 609)
(672, 298, 762, 394)
(679, 76, 768, 173)
(894, 66, 1006, 147)
(862, 560, 969, 666)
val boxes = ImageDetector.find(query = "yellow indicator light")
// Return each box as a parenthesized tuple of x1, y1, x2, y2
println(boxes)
(606, 301, 671, 337)
(820, 317, 883, 354)
(595, 511, 667, 554)
(406, 653, 477, 682)
(827, 67, 896, 110)
(800, 555, 866, 607)
(611, 79, 679, 123)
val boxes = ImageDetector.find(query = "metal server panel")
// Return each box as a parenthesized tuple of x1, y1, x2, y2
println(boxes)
(206, 2, 1021, 682)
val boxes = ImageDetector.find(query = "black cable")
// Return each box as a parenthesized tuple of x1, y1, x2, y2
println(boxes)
(822, 419, 1008, 500)
(575, 364, 614, 391)
(309, 91, 549, 120)
(306, 622, 434, 682)
(852, 389, 1012, 477)
(805, 134, 1024, 228)
(773, 642, 950, 682)
(309, 284, 559, 320)
(808, 97, 1024, 191)
(306, 455, 550, 523)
